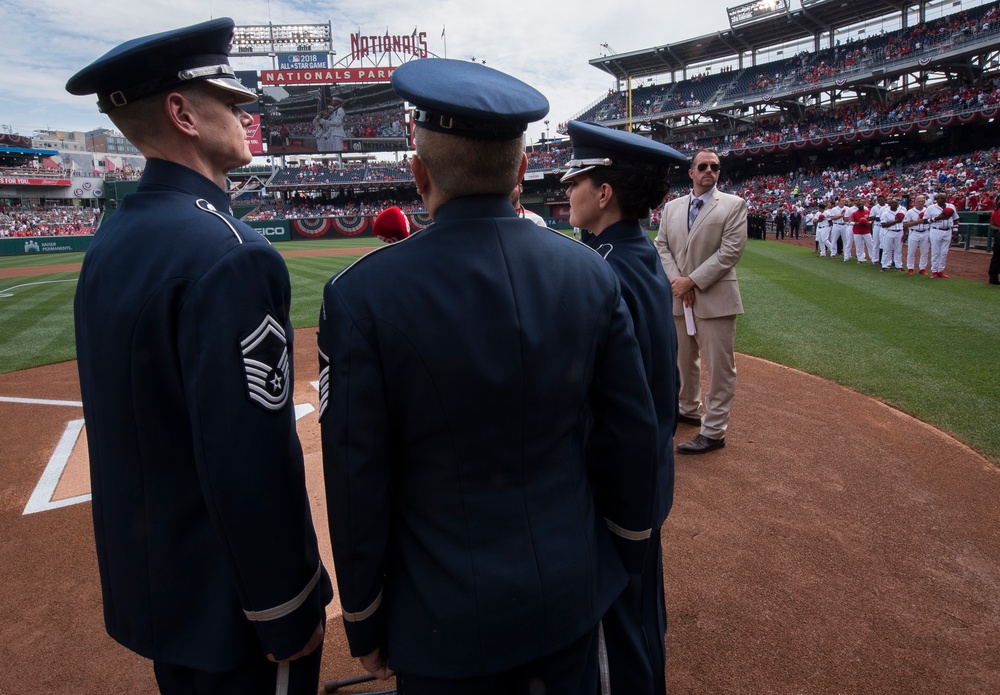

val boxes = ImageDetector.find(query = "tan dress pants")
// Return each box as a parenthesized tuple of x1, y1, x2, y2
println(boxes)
(673, 314, 737, 440)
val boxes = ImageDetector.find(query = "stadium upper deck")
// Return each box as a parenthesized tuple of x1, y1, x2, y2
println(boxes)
(590, 0, 927, 81)
(575, 0, 1000, 131)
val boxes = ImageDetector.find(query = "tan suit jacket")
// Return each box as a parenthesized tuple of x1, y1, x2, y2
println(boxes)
(655, 189, 747, 318)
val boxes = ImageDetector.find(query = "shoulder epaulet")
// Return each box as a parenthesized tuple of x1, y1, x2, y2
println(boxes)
(195, 198, 252, 245)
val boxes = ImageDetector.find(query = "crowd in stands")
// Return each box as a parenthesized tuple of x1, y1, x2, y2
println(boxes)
(238, 124, 1000, 225)
(104, 166, 143, 181)
(1, 164, 74, 179)
(0, 162, 140, 180)
(580, 0, 1000, 122)
(668, 78, 1000, 154)
(268, 159, 413, 187)
(266, 121, 314, 146)
(726, 146, 1000, 219)
(243, 197, 424, 221)
(346, 109, 406, 139)
(793, 2, 1000, 88)
(0, 204, 100, 237)
(527, 148, 572, 171)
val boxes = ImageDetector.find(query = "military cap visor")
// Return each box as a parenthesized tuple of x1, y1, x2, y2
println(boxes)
(561, 120, 687, 182)
(392, 58, 548, 141)
(66, 18, 257, 113)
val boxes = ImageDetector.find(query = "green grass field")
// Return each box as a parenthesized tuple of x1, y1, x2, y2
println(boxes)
(735, 241, 1000, 463)
(2, 238, 998, 463)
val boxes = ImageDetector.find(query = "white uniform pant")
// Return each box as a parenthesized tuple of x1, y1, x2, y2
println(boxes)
(816, 225, 834, 255)
(907, 231, 930, 271)
(853, 233, 876, 263)
(881, 230, 904, 269)
(871, 224, 882, 256)
(831, 225, 846, 257)
(929, 230, 952, 273)
(843, 226, 854, 259)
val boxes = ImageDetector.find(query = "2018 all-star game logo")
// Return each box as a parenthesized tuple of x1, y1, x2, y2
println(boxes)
(240, 314, 291, 412)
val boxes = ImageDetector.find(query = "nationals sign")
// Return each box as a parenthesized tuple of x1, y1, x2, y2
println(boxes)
(261, 68, 396, 85)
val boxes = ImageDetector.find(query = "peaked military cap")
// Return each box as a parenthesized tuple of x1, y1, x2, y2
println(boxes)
(392, 58, 549, 141)
(66, 18, 257, 113)
(561, 120, 687, 182)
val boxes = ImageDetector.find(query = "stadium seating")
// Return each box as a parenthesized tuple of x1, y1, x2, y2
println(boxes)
(1, 204, 100, 237)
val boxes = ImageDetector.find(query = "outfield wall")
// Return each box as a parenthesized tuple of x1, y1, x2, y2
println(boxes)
(0, 235, 92, 256)
(245, 214, 435, 241)
(1, 213, 572, 256)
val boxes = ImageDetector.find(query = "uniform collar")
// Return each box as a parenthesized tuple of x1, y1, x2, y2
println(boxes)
(431, 194, 519, 224)
(584, 219, 644, 248)
(137, 159, 232, 214)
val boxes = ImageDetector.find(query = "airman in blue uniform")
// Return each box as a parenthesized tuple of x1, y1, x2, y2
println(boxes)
(67, 18, 332, 695)
(563, 120, 685, 695)
(317, 59, 659, 694)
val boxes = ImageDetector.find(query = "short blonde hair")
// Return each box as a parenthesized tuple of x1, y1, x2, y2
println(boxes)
(105, 96, 169, 151)
(106, 83, 214, 152)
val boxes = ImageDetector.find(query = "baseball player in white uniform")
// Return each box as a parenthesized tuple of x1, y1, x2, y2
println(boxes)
(903, 194, 931, 275)
(828, 197, 846, 258)
(879, 200, 906, 271)
(841, 199, 858, 262)
(926, 193, 956, 278)
(814, 203, 835, 257)
(869, 194, 887, 265)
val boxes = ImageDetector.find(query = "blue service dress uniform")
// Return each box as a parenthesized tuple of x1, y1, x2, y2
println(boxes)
(74, 159, 333, 673)
(586, 219, 678, 695)
(317, 195, 659, 681)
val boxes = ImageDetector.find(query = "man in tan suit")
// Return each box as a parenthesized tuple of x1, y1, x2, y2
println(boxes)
(655, 148, 747, 454)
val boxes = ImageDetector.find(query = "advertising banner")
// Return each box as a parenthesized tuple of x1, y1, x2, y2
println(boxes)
(0, 177, 71, 186)
(246, 220, 291, 242)
(0, 235, 93, 256)
(246, 114, 264, 156)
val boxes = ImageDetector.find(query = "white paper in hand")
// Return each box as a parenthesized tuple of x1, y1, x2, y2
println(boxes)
(684, 304, 697, 336)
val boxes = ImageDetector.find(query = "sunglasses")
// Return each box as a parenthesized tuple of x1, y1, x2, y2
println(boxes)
(696, 162, 721, 172)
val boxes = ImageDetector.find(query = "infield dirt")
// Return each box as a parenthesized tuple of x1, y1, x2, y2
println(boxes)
(1, 241, 998, 694)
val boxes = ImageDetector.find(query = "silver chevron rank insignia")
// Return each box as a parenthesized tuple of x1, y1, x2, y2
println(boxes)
(240, 314, 290, 412)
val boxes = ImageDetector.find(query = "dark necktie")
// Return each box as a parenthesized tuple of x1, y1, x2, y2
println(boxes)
(689, 198, 703, 230)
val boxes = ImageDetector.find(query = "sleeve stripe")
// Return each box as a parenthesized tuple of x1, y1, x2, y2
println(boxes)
(342, 588, 383, 624)
(604, 518, 651, 542)
(317, 347, 330, 420)
(244, 562, 322, 622)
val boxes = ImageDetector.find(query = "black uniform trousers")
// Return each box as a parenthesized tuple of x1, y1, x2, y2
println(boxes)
(153, 645, 323, 695)
(585, 221, 675, 695)
(601, 526, 666, 695)
(396, 626, 598, 695)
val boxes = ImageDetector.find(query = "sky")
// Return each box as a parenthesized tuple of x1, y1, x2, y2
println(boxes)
(0, 0, 746, 146)
(1, 0, 983, 147)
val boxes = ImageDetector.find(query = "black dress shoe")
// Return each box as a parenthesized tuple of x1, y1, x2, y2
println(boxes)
(677, 414, 701, 427)
(677, 433, 725, 455)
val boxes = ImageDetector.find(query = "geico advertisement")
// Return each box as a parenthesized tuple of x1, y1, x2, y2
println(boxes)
(248, 221, 291, 242)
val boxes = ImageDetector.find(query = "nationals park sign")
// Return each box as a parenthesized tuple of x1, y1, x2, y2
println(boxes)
(260, 28, 429, 86)
(261, 67, 396, 85)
